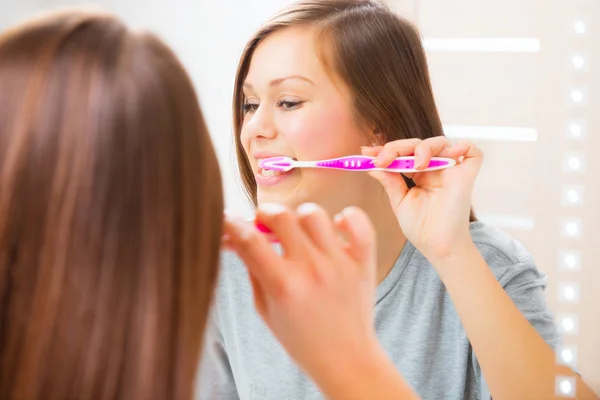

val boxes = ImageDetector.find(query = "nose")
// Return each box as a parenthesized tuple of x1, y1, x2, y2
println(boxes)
(242, 104, 277, 142)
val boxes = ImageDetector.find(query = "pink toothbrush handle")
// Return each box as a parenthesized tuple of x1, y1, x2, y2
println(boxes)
(255, 221, 279, 243)
(314, 156, 451, 171)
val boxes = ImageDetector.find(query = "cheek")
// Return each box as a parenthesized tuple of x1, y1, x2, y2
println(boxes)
(282, 106, 364, 159)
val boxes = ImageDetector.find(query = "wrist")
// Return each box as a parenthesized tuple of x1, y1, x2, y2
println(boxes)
(423, 235, 478, 266)
(426, 239, 481, 275)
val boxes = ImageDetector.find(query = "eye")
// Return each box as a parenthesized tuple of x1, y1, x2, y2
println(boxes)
(242, 102, 259, 114)
(276, 100, 304, 111)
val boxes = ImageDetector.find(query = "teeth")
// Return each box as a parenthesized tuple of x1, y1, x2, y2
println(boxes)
(256, 157, 287, 177)
(260, 168, 284, 177)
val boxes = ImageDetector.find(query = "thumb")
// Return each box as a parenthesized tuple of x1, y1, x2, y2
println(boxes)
(334, 207, 377, 274)
(368, 170, 409, 211)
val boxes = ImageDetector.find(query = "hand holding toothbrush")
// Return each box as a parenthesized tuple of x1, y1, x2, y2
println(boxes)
(223, 204, 420, 400)
(361, 136, 483, 263)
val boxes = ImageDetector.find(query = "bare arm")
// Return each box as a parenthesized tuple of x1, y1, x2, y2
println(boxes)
(310, 341, 419, 400)
(432, 243, 598, 400)
(365, 137, 599, 400)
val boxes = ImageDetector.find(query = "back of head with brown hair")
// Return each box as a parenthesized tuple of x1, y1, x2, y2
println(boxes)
(0, 9, 223, 400)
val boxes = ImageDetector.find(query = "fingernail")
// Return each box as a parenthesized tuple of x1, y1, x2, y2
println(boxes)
(226, 214, 254, 240)
(415, 157, 424, 169)
(333, 212, 343, 224)
(340, 207, 359, 228)
(258, 202, 287, 215)
(297, 202, 320, 216)
(341, 206, 355, 216)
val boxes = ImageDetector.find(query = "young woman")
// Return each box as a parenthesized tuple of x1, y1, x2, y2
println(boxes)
(201, 1, 597, 399)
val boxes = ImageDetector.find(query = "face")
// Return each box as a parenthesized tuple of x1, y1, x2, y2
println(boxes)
(240, 27, 378, 215)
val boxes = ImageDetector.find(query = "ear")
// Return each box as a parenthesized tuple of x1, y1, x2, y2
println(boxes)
(370, 128, 382, 146)
(365, 121, 382, 146)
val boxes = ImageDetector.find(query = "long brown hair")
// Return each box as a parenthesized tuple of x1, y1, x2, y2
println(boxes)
(233, 0, 475, 221)
(0, 10, 223, 400)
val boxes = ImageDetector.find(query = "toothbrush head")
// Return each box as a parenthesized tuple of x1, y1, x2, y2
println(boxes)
(259, 156, 295, 172)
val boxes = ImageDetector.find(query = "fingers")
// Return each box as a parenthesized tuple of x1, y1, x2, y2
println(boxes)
(224, 215, 286, 289)
(362, 137, 454, 170)
(296, 203, 343, 254)
(255, 203, 319, 260)
(333, 207, 377, 271)
(414, 136, 451, 170)
(438, 140, 483, 179)
(361, 145, 414, 179)
(370, 139, 422, 167)
(439, 140, 483, 162)
(360, 145, 383, 157)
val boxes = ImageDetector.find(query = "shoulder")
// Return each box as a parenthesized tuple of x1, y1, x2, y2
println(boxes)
(468, 221, 545, 288)
(467, 222, 559, 349)
(469, 221, 530, 264)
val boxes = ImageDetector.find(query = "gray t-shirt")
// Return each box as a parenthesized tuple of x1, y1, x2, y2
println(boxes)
(197, 221, 560, 400)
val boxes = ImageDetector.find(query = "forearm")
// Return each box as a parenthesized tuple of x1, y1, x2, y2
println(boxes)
(432, 243, 598, 400)
(310, 343, 420, 400)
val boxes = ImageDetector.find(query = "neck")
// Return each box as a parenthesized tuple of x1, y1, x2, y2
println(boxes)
(361, 187, 406, 285)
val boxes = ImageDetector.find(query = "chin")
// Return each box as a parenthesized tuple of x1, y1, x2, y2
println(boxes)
(257, 188, 316, 210)
(257, 193, 297, 208)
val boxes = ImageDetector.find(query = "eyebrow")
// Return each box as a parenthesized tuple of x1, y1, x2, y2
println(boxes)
(243, 75, 315, 89)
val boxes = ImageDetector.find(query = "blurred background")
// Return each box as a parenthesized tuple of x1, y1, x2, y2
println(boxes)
(1, 0, 598, 394)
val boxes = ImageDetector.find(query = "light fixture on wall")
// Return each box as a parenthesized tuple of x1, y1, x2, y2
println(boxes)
(422, 38, 540, 53)
(557, 10, 590, 393)
(561, 218, 582, 238)
(556, 376, 577, 398)
(565, 120, 586, 139)
(556, 345, 578, 368)
(559, 250, 582, 271)
(569, 88, 586, 104)
(557, 314, 579, 335)
(558, 282, 581, 303)
(572, 55, 585, 69)
(562, 153, 585, 173)
(573, 20, 587, 35)
(561, 185, 584, 206)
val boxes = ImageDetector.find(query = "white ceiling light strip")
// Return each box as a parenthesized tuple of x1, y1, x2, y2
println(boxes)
(443, 125, 538, 142)
(423, 38, 541, 53)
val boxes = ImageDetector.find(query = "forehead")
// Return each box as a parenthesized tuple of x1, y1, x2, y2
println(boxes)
(245, 26, 331, 86)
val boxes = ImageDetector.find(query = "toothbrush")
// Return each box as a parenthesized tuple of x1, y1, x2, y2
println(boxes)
(248, 218, 278, 243)
(260, 155, 455, 173)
